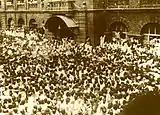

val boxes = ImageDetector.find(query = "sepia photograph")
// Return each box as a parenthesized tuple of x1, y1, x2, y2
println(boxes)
(0, 0, 160, 115)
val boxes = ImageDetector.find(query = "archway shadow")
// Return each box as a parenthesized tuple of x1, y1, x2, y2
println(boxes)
(122, 91, 160, 115)
(45, 16, 77, 39)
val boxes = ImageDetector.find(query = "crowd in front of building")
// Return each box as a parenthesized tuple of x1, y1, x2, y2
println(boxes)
(0, 28, 160, 115)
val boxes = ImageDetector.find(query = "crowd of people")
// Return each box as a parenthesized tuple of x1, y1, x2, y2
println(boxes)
(0, 28, 160, 115)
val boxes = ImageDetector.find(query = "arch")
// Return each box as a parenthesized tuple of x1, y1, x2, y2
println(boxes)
(109, 21, 128, 32)
(8, 18, 14, 29)
(109, 16, 130, 31)
(18, 18, 25, 27)
(140, 23, 160, 35)
(29, 18, 37, 29)
(45, 15, 78, 39)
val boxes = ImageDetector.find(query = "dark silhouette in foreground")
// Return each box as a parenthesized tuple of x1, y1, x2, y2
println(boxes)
(122, 91, 160, 115)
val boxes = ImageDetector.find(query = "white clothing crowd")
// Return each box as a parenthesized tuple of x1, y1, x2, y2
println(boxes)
(0, 29, 160, 115)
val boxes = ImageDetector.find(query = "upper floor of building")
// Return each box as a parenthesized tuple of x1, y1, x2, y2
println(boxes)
(0, 0, 160, 12)
(94, 0, 160, 9)
(0, 0, 78, 11)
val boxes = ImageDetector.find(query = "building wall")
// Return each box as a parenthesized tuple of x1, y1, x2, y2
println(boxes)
(74, 0, 95, 44)
(0, 0, 94, 44)
(1, 0, 160, 45)
(106, 11, 160, 34)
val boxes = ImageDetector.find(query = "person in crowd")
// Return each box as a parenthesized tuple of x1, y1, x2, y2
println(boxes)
(0, 27, 160, 115)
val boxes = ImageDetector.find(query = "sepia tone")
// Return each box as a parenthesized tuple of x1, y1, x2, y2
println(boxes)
(0, 0, 160, 115)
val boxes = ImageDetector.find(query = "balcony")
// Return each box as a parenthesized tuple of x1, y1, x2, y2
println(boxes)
(28, 1, 38, 10)
(140, 4, 160, 8)
(47, 0, 75, 11)
(107, 0, 129, 8)
(140, 0, 160, 7)
(6, 2, 14, 10)
(17, 2, 25, 10)
(108, 5, 129, 8)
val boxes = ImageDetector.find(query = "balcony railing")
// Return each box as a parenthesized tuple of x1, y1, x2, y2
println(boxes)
(140, 0, 160, 7)
(17, 2, 25, 10)
(47, 0, 75, 11)
(28, 1, 38, 9)
(108, 5, 129, 8)
(5, 0, 75, 11)
(6, 2, 14, 10)
(140, 4, 160, 7)
(107, 0, 129, 8)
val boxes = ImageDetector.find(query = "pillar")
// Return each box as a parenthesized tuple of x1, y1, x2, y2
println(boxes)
(75, 10, 87, 43)
(25, 0, 28, 26)
(1, 0, 7, 29)
(14, 0, 17, 26)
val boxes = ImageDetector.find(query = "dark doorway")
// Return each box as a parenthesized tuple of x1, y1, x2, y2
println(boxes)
(18, 18, 25, 27)
(45, 16, 78, 39)
(109, 21, 128, 32)
(29, 19, 37, 30)
(8, 18, 13, 29)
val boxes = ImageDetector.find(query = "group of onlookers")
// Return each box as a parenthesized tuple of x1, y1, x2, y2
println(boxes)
(0, 29, 160, 115)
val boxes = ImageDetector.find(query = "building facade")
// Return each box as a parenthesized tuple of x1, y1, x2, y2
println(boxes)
(94, 0, 160, 45)
(0, 0, 160, 45)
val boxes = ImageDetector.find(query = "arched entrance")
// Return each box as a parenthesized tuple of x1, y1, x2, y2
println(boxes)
(8, 18, 14, 29)
(45, 15, 78, 39)
(29, 19, 37, 30)
(109, 22, 128, 32)
(18, 18, 25, 28)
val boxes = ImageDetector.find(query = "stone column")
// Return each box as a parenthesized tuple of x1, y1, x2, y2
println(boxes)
(25, 0, 28, 26)
(1, 0, 7, 29)
(75, 6, 87, 43)
(14, 0, 17, 26)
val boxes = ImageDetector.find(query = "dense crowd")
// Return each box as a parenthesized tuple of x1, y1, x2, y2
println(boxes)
(0, 29, 160, 115)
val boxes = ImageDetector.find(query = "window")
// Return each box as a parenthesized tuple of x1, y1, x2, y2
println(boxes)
(141, 23, 160, 34)
(108, 0, 129, 6)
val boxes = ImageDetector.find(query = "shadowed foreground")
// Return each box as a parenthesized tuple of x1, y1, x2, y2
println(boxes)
(122, 91, 160, 115)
